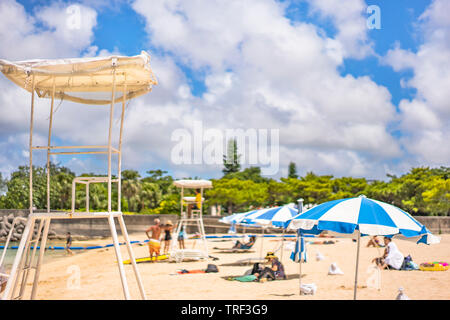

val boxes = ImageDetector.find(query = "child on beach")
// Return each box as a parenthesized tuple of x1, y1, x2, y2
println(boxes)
(178, 225, 186, 249)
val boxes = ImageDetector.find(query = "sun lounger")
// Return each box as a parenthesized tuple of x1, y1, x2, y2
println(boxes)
(214, 248, 254, 253)
(169, 249, 208, 263)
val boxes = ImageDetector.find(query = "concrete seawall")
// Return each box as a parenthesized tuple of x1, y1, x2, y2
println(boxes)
(1, 210, 449, 239)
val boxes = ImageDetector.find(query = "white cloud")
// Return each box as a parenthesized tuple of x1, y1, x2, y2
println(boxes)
(384, 0, 450, 167)
(130, 0, 400, 178)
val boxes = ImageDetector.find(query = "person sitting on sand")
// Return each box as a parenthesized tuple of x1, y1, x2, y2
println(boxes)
(372, 237, 404, 270)
(366, 236, 384, 248)
(145, 219, 162, 261)
(253, 252, 286, 281)
(232, 236, 256, 250)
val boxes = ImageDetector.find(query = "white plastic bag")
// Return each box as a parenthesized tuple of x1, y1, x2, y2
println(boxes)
(300, 283, 317, 295)
(316, 251, 325, 261)
(396, 287, 410, 300)
(328, 262, 344, 275)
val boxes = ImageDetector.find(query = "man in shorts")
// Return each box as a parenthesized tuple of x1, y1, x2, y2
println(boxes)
(145, 219, 162, 261)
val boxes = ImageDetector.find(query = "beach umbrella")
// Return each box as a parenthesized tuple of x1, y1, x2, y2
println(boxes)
(241, 205, 299, 227)
(285, 195, 440, 299)
(241, 205, 299, 260)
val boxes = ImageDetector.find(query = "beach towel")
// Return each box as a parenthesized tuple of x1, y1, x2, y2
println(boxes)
(230, 275, 257, 282)
(176, 269, 206, 274)
(148, 239, 161, 251)
(328, 262, 344, 275)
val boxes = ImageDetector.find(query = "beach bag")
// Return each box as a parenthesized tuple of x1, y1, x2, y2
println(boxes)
(205, 264, 219, 273)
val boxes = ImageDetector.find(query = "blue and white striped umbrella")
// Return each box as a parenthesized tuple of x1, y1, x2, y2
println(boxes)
(285, 195, 440, 299)
(219, 210, 262, 228)
(286, 195, 438, 244)
(242, 205, 299, 227)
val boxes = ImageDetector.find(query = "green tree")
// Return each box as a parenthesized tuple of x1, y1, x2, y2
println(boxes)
(222, 138, 241, 175)
(121, 170, 141, 212)
(288, 162, 298, 179)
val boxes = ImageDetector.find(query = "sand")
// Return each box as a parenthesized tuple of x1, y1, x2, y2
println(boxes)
(13, 233, 450, 300)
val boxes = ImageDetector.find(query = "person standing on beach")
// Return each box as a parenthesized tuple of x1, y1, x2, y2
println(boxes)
(178, 224, 186, 249)
(66, 232, 74, 255)
(145, 219, 162, 261)
(162, 220, 173, 254)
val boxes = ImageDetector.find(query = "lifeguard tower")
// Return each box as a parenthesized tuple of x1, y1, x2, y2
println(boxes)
(0, 51, 157, 300)
(170, 180, 212, 262)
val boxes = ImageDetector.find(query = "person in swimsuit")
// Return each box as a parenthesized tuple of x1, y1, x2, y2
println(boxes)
(162, 220, 173, 255)
(145, 219, 162, 261)
(178, 225, 186, 249)
(232, 236, 256, 249)
(65, 232, 74, 255)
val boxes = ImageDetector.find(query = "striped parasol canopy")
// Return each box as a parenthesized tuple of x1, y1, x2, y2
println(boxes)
(286, 195, 439, 244)
(241, 205, 299, 227)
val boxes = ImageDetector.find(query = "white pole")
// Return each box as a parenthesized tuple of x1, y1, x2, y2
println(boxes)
(260, 226, 264, 259)
(298, 233, 302, 295)
(107, 66, 116, 213)
(108, 215, 130, 299)
(280, 228, 285, 261)
(117, 80, 127, 212)
(353, 230, 361, 300)
(29, 75, 35, 216)
(117, 214, 146, 300)
(46, 77, 55, 213)
(31, 218, 51, 299)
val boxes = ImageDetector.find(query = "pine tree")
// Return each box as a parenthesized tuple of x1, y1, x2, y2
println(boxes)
(288, 162, 298, 179)
(222, 138, 241, 175)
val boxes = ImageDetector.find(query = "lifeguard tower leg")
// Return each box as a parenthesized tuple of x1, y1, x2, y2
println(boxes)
(18, 219, 44, 298)
(118, 215, 146, 300)
(1, 218, 33, 300)
(108, 215, 131, 299)
(31, 218, 51, 299)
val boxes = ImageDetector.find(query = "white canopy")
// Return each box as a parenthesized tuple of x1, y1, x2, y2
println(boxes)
(173, 180, 213, 189)
(0, 51, 157, 105)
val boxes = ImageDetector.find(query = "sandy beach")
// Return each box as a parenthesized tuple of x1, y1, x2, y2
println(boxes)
(13, 233, 450, 300)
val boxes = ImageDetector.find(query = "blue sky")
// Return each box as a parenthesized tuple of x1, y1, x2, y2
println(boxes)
(1, 0, 448, 180)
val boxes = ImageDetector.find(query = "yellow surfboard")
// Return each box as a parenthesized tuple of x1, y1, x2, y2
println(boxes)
(123, 255, 169, 264)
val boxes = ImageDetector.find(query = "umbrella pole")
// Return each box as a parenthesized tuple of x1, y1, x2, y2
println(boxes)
(353, 230, 361, 300)
(260, 226, 265, 259)
(298, 233, 302, 295)
(280, 228, 285, 261)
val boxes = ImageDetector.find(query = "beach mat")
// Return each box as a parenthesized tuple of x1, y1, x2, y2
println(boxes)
(123, 254, 169, 264)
